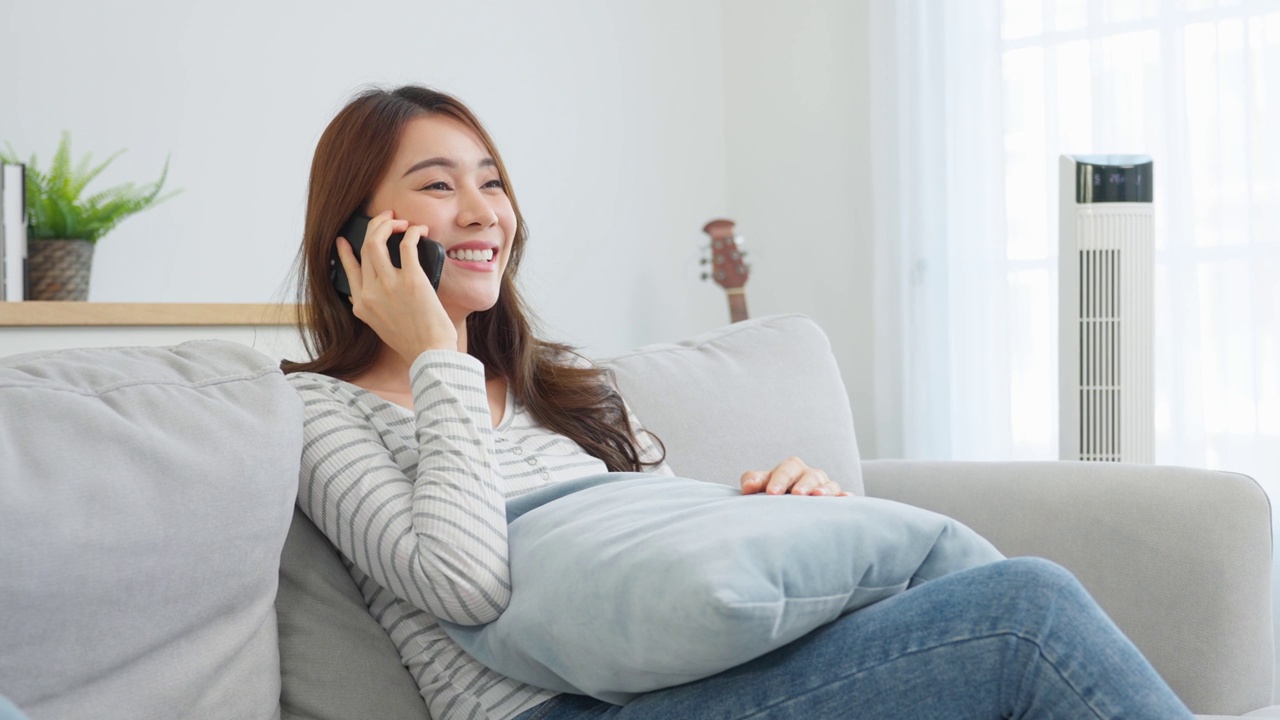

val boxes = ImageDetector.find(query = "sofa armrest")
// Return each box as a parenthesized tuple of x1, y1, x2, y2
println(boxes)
(861, 459, 1273, 716)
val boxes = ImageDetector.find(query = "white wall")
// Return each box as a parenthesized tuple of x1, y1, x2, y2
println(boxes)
(721, 0, 876, 457)
(1, 0, 877, 453)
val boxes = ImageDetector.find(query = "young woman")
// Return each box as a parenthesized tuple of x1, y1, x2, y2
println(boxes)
(282, 85, 1193, 720)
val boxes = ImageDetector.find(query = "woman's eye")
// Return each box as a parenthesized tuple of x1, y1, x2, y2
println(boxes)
(483, 179, 504, 190)
(421, 181, 451, 192)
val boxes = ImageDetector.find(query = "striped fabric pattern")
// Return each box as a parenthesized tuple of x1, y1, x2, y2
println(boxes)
(288, 349, 671, 720)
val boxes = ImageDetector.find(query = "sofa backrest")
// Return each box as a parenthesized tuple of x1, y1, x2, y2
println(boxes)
(0, 340, 301, 720)
(0, 314, 862, 719)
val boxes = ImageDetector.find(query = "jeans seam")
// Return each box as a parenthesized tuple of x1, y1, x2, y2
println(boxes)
(734, 631, 1108, 720)
(1016, 634, 1109, 720)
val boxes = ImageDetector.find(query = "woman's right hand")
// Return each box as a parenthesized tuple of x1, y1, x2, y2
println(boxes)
(335, 209, 459, 361)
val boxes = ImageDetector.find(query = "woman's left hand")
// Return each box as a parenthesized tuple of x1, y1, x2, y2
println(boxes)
(739, 457, 850, 497)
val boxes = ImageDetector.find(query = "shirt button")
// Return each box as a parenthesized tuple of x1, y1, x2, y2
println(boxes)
(513, 447, 524, 455)
(527, 457, 538, 466)
(495, 437, 506, 443)
(540, 470, 551, 481)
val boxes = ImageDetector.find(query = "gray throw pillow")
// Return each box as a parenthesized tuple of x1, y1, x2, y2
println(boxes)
(603, 314, 864, 494)
(277, 507, 430, 720)
(0, 340, 301, 720)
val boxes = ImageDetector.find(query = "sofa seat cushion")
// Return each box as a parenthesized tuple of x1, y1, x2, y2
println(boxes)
(0, 340, 302, 720)
(1196, 710, 1280, 719)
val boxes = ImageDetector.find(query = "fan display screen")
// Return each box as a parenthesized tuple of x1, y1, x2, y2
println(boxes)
(1074, 156, 1153, 203)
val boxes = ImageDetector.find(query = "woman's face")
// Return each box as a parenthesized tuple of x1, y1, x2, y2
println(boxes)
(367, 114, 517, 323)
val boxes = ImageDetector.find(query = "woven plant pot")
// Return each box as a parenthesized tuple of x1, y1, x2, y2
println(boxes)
(29, 239, 94, 301)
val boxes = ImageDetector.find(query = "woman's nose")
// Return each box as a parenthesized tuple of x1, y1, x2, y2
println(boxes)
(456, 186, 498, 228)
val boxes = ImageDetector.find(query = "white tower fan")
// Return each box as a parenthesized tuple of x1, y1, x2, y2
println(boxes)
(1058, 155, 1154, 463)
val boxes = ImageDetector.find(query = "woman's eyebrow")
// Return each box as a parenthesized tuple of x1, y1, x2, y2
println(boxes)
(402, 157, 497, 178)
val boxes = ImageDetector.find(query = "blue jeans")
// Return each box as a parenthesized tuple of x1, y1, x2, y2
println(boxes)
(514, 558, 1192, 720)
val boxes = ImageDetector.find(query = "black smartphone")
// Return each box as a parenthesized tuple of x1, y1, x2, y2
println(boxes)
(329, 213, 445, 297)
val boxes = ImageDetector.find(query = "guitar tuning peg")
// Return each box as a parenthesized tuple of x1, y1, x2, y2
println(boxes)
(700, 273, 709, 281)
(699, 258, 708, 265)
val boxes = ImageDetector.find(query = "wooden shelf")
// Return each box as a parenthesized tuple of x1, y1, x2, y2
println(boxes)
(0, 302, 300, 327)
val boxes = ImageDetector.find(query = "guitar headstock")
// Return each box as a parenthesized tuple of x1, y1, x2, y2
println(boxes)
(701, 218, 750, 291)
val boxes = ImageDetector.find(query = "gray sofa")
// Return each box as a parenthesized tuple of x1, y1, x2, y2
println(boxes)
(0, 313, 1274, 719)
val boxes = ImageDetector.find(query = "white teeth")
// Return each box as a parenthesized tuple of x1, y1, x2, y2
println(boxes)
(446, 248, 495, 262)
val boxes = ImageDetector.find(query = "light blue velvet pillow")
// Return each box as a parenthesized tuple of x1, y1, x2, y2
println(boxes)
(440, 473, 1004, 704)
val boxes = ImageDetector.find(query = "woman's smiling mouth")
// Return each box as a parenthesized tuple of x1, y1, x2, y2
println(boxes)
(446, 247, 495, 263)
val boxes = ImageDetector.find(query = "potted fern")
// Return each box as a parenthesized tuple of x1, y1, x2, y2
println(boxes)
(1, 132, 178, 300)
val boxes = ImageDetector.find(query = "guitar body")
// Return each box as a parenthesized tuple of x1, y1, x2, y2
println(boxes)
(701, 219, 750, 323)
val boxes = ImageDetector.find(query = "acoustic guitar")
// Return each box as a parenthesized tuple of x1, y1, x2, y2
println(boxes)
(701, 218, 750, 323)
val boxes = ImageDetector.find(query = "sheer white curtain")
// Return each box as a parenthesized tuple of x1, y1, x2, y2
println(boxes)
(871, 0, 1280, 488)
(870, 0, 1280, 679)
(870, 0, 1010, 461)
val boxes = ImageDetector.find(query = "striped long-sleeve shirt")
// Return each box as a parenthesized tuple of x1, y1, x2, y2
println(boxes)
(288, 349, 672, 720)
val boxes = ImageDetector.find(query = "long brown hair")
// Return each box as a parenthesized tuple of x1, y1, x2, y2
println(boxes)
(281, 85, 664, 473)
